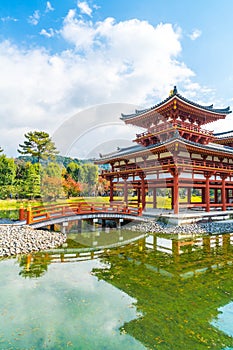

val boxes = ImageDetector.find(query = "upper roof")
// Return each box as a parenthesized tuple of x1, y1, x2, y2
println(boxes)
(121, 86, 231, 126)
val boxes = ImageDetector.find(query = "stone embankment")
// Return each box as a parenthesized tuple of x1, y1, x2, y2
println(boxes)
(0, 225, 67, 257)
(129, 221, 233, 235)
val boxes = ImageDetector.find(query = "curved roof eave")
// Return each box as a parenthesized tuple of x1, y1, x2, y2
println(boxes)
(95, 135, 233, 164)
(121, 87, 231, 121)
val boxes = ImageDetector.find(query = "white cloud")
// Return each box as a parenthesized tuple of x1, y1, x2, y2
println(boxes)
(93, 4, 101, 10)
(189, 29, 202, 41)
(60, 14, 195, 101)
(77, 1, 93, 17)
(0, 16, 18, 22)
(46, 1, 54, 12)
(28, 10, 40, 26)
(40, 28, 55, 38)
(0, 13, 208, 156)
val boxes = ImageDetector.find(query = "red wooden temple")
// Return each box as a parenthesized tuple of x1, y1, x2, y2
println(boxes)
(96, 87, 233, 214)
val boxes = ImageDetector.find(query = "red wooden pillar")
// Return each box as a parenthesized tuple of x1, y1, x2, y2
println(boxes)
(140, 173, 146, 210)
(204, 173, 210, 212)
(153, 188, 157, 208)
(226, 188, 229, 206)
(221, 174, 227, 211)
(109, 177, 114, 202)
(214, 188, 218, 204)
(173, 171, 179, 214)
(123, 175, 128, 204)
(137, 186, 141, 206)
(187, 188, 191, 204)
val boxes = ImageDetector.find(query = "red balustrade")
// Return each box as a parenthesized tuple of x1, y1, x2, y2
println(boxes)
(19, 202, 142, 225)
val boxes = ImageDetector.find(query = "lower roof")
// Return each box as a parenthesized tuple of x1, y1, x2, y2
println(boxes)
(95, 136, 233, 164)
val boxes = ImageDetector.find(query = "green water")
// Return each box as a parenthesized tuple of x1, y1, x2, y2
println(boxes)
(1, 229, 233, 349)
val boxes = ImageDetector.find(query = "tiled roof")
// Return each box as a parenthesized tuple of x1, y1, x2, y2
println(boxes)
(96, 135, 233, 163)
(214, 130, 233, 139)
(121, 86, 231, 120)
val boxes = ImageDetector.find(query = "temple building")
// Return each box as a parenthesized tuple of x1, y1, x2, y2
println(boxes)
(96, 87, 233, 215)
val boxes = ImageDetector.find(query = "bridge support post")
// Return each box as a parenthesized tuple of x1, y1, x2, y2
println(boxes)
(77, 220, 82, 233)
(117, 218, 123, 229)
(61, 222, 68, 234)
(92, 218, 97, 231)
(102, 219, 106, 228)
(26, 205, 32, 225)
(19, 204, 25, 221)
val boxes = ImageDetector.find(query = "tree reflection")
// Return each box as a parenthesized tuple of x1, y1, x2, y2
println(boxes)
(18, 253, 52, 278)
(93, 234, 233, 349)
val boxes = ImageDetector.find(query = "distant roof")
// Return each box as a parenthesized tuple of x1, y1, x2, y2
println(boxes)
(121, 86, 231, 121)
(214, 130, 233, 138)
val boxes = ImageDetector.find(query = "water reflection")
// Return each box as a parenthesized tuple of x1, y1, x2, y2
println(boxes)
(9, 230, 233, 348)
(212, 302, 233, 338)
(0, 259, 145, 350)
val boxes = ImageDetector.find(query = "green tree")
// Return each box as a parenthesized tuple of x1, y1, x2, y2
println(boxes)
(40, 162, 64, 200)
(18, 131, 59, 164)
(23, 163, 41, 199)
(42, 162, 62, 178)
(66, 162, 98, 196)
(0, 155, 16, 198)
(0, 155, 16, 186)
(66, 162, 82, 182)
(82, 163, 98, 186)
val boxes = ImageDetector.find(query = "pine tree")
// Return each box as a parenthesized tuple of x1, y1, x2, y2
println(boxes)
(18, 131, 59, 164)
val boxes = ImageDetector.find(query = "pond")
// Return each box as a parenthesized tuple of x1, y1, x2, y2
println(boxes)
(1, 228, 233, 349)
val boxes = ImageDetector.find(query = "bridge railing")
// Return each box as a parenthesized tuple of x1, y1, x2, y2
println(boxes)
(19, 202, 142, 225)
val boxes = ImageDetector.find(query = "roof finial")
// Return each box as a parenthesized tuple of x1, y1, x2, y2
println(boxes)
(169, 86, 178, 96)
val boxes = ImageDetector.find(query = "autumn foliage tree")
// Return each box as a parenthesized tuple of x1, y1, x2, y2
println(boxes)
(40, 162, 64, 200)
(62, 175, 82, 198)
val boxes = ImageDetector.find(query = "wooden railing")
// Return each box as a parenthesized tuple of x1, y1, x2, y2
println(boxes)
(135, 121, 214, 139)
(19, 202, 143, 225)
(102, 156, 233, 175)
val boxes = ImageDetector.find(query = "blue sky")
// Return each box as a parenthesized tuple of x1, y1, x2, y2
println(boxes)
(1, 0, 233, 157)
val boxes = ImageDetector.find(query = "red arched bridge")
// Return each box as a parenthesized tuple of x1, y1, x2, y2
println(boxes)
(18, 202, 143, 229)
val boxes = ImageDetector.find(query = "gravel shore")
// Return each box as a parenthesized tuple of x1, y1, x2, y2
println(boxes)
(0, 225, 67, 257)
(129, 220, 233, 235)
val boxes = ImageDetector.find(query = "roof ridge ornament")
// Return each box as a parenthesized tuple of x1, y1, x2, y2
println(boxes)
(169, 85, 178, 96)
